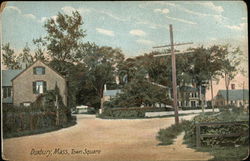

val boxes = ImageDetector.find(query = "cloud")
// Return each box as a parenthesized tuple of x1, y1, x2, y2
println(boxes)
(96, 28, 114, 37)
(5, 6, 21, 14)
(98, 10, 129, 22)
(136, 39, 154, 45)
(154, 8, 169, 14)
(61, 6, 127, 22)
(129, 29, 146, 36)
(23, 14, 36, 20)
(225, 23, 246, 31)
(61, 6, 77, 15)
(165, 15, 197, 25)
(61, 6, 91, 16)
(197, 2, 224, 13)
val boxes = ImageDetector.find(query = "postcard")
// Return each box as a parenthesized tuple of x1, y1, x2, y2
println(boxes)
(1, 1, 249, 161)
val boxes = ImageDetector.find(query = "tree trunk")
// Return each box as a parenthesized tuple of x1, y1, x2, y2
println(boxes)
(210, 78, 214, 112)
(225, 73, 230, 106)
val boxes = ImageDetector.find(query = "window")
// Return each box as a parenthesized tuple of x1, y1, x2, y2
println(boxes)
(33, 67, 45, 75)
(3, 86, 11, 98)
(191, 101, 196, 107)
(33, 81, 47, 94)
(21, 102, 31, 107)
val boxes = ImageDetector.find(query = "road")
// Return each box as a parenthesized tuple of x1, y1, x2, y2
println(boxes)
(3, 114, 213, 161)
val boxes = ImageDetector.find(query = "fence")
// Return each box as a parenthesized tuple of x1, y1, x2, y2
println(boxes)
(196, 121, 249, 147)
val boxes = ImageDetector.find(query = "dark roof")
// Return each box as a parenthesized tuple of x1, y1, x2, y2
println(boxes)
(104, 89, 121, 97)
(2, 70, 23, 86)
(217, 89, 249, 101)
(178, 86, 198, 92)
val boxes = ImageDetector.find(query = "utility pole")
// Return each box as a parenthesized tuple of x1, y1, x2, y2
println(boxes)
(243, 81, 245, 107)
(153, 24, 193, 125)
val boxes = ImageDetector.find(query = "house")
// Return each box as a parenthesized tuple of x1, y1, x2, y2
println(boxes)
(214, 89, 249, 107)
(177, 85, 206, 108)
(103, 89, 122, 102)
(2, 70, 23, 104)
(2, 60, 68, 107)
(102, 83, 121, 102)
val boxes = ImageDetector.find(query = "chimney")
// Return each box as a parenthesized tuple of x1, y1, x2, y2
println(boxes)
(231, 84, 235, 90)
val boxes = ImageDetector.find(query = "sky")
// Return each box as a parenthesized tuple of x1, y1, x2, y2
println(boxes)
(1, 1, 247, 56)
(1, 1, 248, 99)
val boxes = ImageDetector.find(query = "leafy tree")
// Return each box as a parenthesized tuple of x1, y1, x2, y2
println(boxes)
(76, 43, 125, 109)
(2, 43, 21, 69)
(107, 70, 172, 108)
(43, 11, 86, 62)
(17, 43, 34, 68)
(33, 37, 48, 62)
(219, 45, 242, 105)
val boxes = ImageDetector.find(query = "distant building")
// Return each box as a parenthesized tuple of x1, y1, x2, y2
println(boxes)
(103, 89, 122, 102)
(2, 70, 23, 104)
(177, 86, 206, 108)
(214, 89, 249, 107)
(2, 60, 68, 106)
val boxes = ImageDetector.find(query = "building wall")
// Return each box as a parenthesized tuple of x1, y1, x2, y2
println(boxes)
(12, 61, 67, 106)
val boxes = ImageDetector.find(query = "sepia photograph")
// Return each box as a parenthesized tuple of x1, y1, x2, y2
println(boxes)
(1, 1, 249, 161)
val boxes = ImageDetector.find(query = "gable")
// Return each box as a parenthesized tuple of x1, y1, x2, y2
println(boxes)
(12, 60, 66, 82)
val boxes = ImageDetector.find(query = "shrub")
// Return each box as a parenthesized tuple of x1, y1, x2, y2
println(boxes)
(183, 108, 249, 147)
(99, 107, 172, 118)
(157, 120, 190, 145)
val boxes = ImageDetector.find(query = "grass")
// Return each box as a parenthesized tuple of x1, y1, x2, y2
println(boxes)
(4, 121, 77, 139)
(183, 136, 249, 161)
(157, 107, 249, 161)
(156, 120, 189, 145)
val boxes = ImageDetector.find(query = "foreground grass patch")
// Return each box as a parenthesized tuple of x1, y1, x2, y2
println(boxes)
(156, 120, 189, 145)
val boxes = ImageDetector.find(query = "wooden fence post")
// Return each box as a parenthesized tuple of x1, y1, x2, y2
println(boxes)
(196, 124, 201, 147)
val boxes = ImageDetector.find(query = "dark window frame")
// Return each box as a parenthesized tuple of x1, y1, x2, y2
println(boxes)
(33, 81, 47, 94)
(33, 66, 45, 75)
(3, 86, 12, 98)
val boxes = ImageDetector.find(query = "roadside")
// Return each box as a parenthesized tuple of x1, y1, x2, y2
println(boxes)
(3, 114, 213, 161)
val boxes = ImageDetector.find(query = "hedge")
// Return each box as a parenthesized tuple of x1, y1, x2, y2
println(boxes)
(2, 104, 75, 138)
(99, 107, 172, 118)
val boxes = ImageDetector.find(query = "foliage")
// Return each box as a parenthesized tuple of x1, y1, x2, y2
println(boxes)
(17, 43, 34, 68)
(99, 107, 169, 118)
(106, 71, 172, 108)
(2, 43, 21, 69)
(157, 120, 190, 145)
(43, 11, 86, 62)
(183, 107, 249, 147)
(76, 43, 125, 109)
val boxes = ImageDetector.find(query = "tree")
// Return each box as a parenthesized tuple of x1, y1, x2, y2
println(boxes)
(33, 37, 48, 62)
(219, 45, 242, 105)
(17, 43, 34, 68)
(106, 70, 172, 108)
(2, 43, 21, 69)
(43, 11, 86, 62)
(76, 43, 125, 109)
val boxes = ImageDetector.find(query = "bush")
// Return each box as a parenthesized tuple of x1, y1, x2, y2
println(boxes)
(157, 120, 190, 145)
(2, 103, 75, 138)
(183, 108, 249, 147)
(99, 107, 172, 118)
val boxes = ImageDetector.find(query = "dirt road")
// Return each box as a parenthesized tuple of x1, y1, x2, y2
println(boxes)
(3, 114, 213, 161)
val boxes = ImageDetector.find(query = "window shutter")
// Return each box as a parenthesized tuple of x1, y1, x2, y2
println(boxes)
(43, 81, 47, 92)
(33, 82, 36, 94)
(33, 68, 36, 74)
(42, 67, 45, 74)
